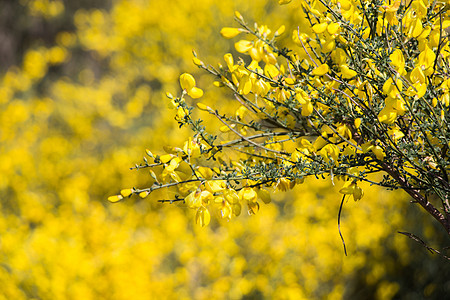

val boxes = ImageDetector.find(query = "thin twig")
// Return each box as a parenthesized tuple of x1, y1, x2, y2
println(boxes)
(338, 194, 348, 256)
(398, 231, 450, 261)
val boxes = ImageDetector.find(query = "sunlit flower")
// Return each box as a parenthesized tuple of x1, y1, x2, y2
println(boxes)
(179, 73, 203, 98)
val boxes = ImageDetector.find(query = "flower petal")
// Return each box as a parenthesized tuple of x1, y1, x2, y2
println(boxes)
(188, 87, 203, 99)
(179, 73, 196, 91)
(235, 40, 253, 53)
(220, 27, 242, 39)
(195, 206, 211, 227)
(312, 63, 329, 76)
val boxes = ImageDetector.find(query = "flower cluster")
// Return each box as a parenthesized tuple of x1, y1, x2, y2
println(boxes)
(114, 0, 450, 237)
(2, 0, 449, 299)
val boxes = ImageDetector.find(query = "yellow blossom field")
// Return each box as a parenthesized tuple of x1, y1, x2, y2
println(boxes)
(0, 0, 449, 299)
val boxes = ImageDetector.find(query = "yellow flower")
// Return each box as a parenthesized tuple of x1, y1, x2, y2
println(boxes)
(185, 189, 213, 209)
(235, 105, 249, 120)
(139, 191, 149, 198)
(253, 78, 271, 96)
(407, 67, 427, 98)
(235, 40, 253, 53)
(319, 144, 340, 163)
(220, 27, 242, 39)
(312, 22, 328, 34)
(223, 188, 240, 204)
(160, 154, 174, 164)
(380, 0, 401, 26)
(274, 25, 285, 36)
(340, 64, 357, 79)
(175, 107, 188, 121)
(388, 126, 405, 141)
(223, 53, 235, 71)
(179, 73, 203, 98)
(195, 206, 211, 227)
(312, 63, 329, 76)
(183, 137, 201, 158)
(256, 188, 271, 204)
(295, 88, 313, 116)
(238, 187, 257, 202)
(205, 180, 226, 193)
(192, 56, 203, 66)
(336, 123, 352, 139)
(389, 49, 406, 76)
(196, 102, 212, 111)
(120, 189, 133, 197)
(371, 145, 385, 160)
(382, 77, 402, 98)
(233, 25, 278, 63)
(327, 22, 340, 34)
(339, 181, 364, 201)
(247, 201, 260, 215)
(417, 45, 435, 76)
(195, 167, 213, 180)
(264, 63, 279, 78)
(217, 197, 233, 220)
(107, 195, 123, 203)
(164, 157, 182, 173)
(276, 178, 295, 191)
(378, 105, 397, 124)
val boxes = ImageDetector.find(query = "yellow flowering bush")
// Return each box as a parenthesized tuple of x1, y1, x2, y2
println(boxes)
(117, 0, 450, 242)
(1, 0, 449, 299)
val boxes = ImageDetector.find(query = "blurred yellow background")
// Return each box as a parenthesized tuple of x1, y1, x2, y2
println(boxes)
(0, 0, 448, 299)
